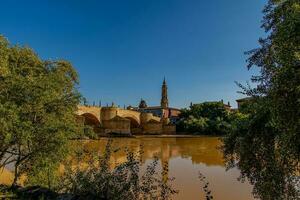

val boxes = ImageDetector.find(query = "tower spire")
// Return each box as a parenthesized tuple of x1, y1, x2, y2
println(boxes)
(161, 77, 169, 108)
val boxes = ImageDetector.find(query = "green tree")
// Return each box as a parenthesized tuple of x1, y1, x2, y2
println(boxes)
(189, 102, 229, 121)
(223, 0, 300, 199)
(0, 35, 81, 187)
(177, 102, 231, 135)
(179, 116, 209, 134)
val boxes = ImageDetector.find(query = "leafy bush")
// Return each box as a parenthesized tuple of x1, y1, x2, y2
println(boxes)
(179, 116, 209, 134)
(177, 102, 232, 135)
(58, 140, 178, 200)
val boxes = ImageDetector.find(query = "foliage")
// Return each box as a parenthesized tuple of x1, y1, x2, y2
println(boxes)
(0, 35, 81, 186)
(177, 102, 232, 135)
(222, 0, 300, 199)
(198, 172, 213, 200)
(178, 116, 209, 134)
(193, 102, 228, 120)
(0, 184, 15, 198)
(58, 140, 178, 200)
(0, 184, 58, 200)
(82, 125, 97, 139)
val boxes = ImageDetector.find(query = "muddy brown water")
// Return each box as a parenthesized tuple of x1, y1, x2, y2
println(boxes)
(0, 136, 254, 200)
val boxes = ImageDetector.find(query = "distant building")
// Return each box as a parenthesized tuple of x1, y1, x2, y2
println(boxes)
(129, 78, 181, 124)
(221, 99, 232, 111)
(77, 78, 180, 135)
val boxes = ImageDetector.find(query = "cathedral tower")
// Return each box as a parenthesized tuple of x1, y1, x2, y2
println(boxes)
(161, 77, 169, 108)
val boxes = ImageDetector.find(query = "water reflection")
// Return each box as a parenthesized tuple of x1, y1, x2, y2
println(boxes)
(1, 136, 254, 200)
(74, 136, 254, 200)
(79, 137, 224, 167)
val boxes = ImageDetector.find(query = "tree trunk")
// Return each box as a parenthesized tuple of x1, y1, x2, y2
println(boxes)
(12, 146, 21, 187)
(12, 159, 19, 187)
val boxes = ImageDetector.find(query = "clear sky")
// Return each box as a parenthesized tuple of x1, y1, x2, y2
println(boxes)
(0, 0, 266, 108)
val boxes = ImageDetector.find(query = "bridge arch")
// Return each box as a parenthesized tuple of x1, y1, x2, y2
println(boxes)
(117, 110, 141, 125)
(123, 116, 140, 128)
(76, 105, 101, 122)
(76, 105, 172, 135)
(118, 113, 140, 125)
(81, 113, 101, 126)
(79, 113, 101, 133)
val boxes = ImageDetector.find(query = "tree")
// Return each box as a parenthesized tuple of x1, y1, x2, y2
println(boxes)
(189, 102, 229, 121)
(177, 102, 231, 135)
(178, 116, 209, 134)
(0, 35, 81, 186)
(223, 1, 300, 199)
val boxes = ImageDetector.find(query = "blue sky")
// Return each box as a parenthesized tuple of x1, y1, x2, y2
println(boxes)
(0, 0, 266, 108)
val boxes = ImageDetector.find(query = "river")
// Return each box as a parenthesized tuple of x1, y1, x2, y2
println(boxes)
(0, 136, 254, 200)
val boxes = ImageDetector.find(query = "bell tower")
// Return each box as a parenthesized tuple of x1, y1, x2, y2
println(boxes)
(160, 77, 169, 108)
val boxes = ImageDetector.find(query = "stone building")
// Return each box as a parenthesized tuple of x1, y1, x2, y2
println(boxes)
(76, 78, 180, 135)
(129, 78, 181, 124)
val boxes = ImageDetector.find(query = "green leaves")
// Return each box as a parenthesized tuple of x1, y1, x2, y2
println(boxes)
(223, 0, 300, 199)
(0, 35, 81, 186)
(177, 102, 232, 135)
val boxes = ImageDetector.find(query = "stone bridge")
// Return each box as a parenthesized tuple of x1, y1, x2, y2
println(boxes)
(76, 105, 173, 135)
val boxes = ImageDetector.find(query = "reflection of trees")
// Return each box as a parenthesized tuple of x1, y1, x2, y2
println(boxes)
(74, 137, 224, 168)
(1, 138, 225, 189)
(171, 138, 224, 166)
(222, 106, 300, 199)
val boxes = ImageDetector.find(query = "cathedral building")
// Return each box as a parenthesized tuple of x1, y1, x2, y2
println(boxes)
(130, 78, 181, 124)
(77, 78, 179, 135)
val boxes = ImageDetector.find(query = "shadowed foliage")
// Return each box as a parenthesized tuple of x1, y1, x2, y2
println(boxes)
(58, 139, 178, 200)
(222, 0, 300, 199)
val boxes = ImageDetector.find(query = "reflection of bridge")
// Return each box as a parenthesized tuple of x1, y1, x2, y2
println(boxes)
(76, 105, 175, 135)
(80, 137, 224, 167)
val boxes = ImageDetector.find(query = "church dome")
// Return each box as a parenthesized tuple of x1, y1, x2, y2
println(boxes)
(139, 99, 147, 108)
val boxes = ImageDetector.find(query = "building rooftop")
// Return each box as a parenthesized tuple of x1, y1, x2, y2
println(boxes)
(236, 97, 253, 102)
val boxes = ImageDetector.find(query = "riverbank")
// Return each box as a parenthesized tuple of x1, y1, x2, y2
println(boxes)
(76, 134, 223, 140)
(133, 134, 221, 138)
